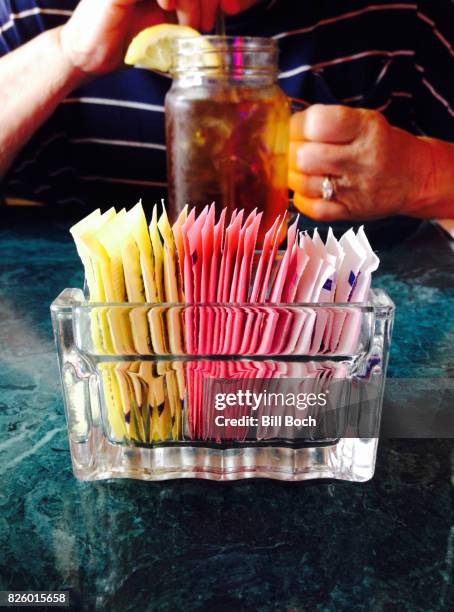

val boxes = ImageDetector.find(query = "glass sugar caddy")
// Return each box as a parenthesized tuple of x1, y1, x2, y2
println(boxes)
(51, 287, 394, 483)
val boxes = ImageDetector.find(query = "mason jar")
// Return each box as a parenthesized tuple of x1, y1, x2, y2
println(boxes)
(165, 36, 290, 234)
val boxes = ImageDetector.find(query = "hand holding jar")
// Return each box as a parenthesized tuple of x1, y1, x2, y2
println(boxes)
(289, 104, 454, 221)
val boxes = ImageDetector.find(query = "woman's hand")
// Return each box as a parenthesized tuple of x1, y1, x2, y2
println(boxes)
(60, 0, 170, 75)
(289, 104, 445, 221)
(156, 0, 258, 32)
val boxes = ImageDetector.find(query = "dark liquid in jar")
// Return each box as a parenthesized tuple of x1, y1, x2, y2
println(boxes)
(166, 84, 290, 237)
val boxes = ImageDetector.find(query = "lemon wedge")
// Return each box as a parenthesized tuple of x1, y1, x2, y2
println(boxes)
(125, 24, 204, 72)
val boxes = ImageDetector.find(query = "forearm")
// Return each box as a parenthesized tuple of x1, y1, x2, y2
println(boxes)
(0, 26, 86, 180)
(410, 136, 454, 219)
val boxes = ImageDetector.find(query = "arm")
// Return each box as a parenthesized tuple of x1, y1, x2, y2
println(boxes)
(411, 136, 454, 219)
(0, 0, 169, 181)
(289, 105, 454, 221)
(0, 27, 84, 180)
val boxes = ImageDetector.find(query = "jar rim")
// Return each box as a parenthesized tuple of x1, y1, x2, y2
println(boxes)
(171, 36, 278, 75)
(173, 35, 277, 49)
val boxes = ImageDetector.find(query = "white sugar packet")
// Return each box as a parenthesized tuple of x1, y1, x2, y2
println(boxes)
(350, 226, 380, 302)
(336, 227, 380, 354)
(324, 227, 345, 301)
(335, 228, 367, 303)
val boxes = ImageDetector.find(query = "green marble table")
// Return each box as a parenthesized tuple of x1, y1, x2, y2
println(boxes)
(0, 209, 453, 611)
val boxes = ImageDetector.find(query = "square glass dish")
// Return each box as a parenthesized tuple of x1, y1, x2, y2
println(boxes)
(51, 287, 394, 483)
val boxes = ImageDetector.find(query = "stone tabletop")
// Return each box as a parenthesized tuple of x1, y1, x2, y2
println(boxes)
(0, 209, 453, 611)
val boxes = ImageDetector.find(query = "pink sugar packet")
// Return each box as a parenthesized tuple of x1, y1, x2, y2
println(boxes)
(216, 211, 243, 354)
(229, 209, 257, 302)
(222, 210, 256, 353)
(269, 217, 299, 303)
(188, 206, 209, 303)
(258, 214, 287, 302)
(198, 205, 216, 354)
(292, 307, 316, 354)
(238, 307, 264, 355)
(249, 215, 281, 303)
(255, 219, 298, 355)
(281, 307, 308, 354)
(181, 208, 196, 303)
(187, 207, 209, 356)
(209, 209, 227, 302)
(222, 209, 257, 355)
(281, 238, 309, 302)
(237, 213, 262, 302)
(218, 210, 244, 302)
(309, 309, 330, 355)
(209, 211, 226, 355)
(181, 210, 196, 353)
(224, 211, 262, 354)
(242, 216, 282, 354)
(262, 219, 301, 354)
(201, 204, 216, 302)
(279, 233, 311, 354)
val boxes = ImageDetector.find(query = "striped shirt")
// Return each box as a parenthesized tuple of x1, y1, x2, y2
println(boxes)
(0, 0, 453, 209)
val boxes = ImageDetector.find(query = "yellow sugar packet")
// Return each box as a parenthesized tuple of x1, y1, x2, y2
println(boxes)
(120, 363, 150, 441)
(128, 371, 149, 442)
(95, 210, 136, 354)
(121, 202, 156, 354)
(158, 204, 179, 300)
(75, 208, 116, 302)
(121, 216, 149, 355)
(121, 234, 144, 301)
(150, 375, 171, 441)
(72, 208, 117, 354)
(147, 305, 168, 354)
(69, 209, 100, 300)
(129, 306, 152, 355)
(138, 362, 155, 443)
(146, 206, 169, 366)
(106, 307, 136, 355)
(89, 308, 113, 355)
(96, 209, 127, 302)
(129, 201, 159, 303)
(139, 363, 171, 442)
(99, 363, 126, 440)
(114, 366, 135, 440)
(165, 365, 183, 440)
(114, 364, 148, 442)
(158, 204, 183, 354)
(149, 204, 164, 303)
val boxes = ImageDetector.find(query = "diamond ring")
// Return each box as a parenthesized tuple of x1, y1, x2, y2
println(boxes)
(321, 176, 336, 201)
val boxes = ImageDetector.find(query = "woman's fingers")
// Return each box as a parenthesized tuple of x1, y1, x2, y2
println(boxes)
(289, 141, 349, 176)
(293, 194, 352, 222)
(289, 171, 328, 199)
(291, 104, 363, 143)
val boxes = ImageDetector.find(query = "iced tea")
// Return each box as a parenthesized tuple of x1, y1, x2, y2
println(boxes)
(165, 37, 290, 235)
